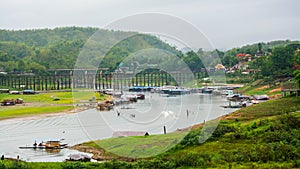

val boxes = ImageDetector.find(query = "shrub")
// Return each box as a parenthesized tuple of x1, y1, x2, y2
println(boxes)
(102, 159, 132, 169)
(173, 152, 206, 167)
(61, 162, 85, 169)
(179, 129, 201, 147)
(134, 159, 175, 169)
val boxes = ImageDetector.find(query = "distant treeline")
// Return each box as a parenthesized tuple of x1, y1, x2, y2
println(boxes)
(0, 27, 299, 79)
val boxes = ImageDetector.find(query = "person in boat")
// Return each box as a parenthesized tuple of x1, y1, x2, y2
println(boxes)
(33, 141, 37, 148)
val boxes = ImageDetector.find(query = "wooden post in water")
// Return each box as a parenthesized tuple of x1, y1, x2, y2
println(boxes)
(135, 74, 138, 86)
(5, 75, 8, 87)
(155, 73, 157, 86)
(45, 76, 48, 90)
(18, 78, 20, 89)
(140, 73, 143, 86)
(99, 71, 102, 90)
(105, 73, 107, 90)
(37, 76, 40, 91)
(109, 73, 112, 89)
(150, 73, 153, 86)
(83, 70, 87, 89)
(100, 72, 104, 90)
(41, 76, 43, 90)
(131, 74, 134, 87)
(161, 72, 163, 86)
(24, 76, 26, 89)
(56, 76, 60, 90)
(146, 73, 149, 86)
(165, 73, 169, 85)
(33, 76, 36, 91)
(158, 72, 161, 86)
(69, 71, 72, 89)
(12, 76, 16, 88)
(120, 73, 123, 91)
(7, 75, 10, 88)
(143, 73, 146, 86)
(62, 75, 65, 89)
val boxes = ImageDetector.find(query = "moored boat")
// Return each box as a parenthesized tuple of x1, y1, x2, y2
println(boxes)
(19, 140, 68, 149)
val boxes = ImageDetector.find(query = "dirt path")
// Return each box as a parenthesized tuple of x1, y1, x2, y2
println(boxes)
(253, 85, 269, 91)
(269, 87, 281, 93)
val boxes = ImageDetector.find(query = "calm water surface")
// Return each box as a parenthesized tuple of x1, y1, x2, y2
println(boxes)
(0, 92, 237, 162)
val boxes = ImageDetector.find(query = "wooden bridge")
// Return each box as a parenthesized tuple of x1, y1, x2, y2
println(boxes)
(0, 69, 208, 91)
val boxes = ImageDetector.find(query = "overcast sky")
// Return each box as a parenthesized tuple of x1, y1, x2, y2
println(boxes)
(0, 0, 299, 50)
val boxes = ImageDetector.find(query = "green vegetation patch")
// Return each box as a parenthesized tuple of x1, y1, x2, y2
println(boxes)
(235, 96, 300, 120)
(0, 105, 73, 120)
(85, 132, 187, 158)
(0, 91, 105, 105)
(0, 91, 107, 120)
(237, 79, 282, 96)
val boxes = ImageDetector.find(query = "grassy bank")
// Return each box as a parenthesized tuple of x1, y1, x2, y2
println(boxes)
(0, 91, 107, 120)
(229, 96, 300, 120)
(0, 90, 106, 104)
(237, 79, 282, 97)
(83, 132, 187, 159)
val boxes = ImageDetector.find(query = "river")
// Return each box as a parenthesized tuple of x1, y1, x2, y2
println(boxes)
(0, 92, 237, 162)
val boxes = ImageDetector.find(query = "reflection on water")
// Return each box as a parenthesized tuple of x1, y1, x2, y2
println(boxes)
(0, 93, 237, 161)
(21, 148, 61, 157)
(16, 148, 82, 162)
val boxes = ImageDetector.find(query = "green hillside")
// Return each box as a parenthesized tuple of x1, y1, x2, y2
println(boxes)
(0, 27, 179, 73)
(1, 27, 299, 83)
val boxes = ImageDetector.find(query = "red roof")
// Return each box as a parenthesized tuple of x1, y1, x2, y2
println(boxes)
(236, 53, 246, 57)
(236, 53, 251, 58)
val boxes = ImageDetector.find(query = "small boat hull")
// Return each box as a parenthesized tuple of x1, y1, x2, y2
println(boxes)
(19, 146, 64, 149)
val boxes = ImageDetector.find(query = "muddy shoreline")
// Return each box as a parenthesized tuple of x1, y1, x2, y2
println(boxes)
(69, 144, 136, 162)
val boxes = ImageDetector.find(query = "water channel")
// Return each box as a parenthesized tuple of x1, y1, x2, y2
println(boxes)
(0, 92, 237, 162)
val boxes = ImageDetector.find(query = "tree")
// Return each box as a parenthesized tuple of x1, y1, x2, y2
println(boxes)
(258, 42, 263, 53)
(294, 70, 300, 88)
(269, 46, 294, 77)
(17, 60, 26, 73)
(183, 51, 204, 72)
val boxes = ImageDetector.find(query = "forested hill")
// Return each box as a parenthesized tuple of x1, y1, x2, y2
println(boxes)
(0, 27, 179, 74)
(0, 27, 98, 47)
(0, 27, 299, 78)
